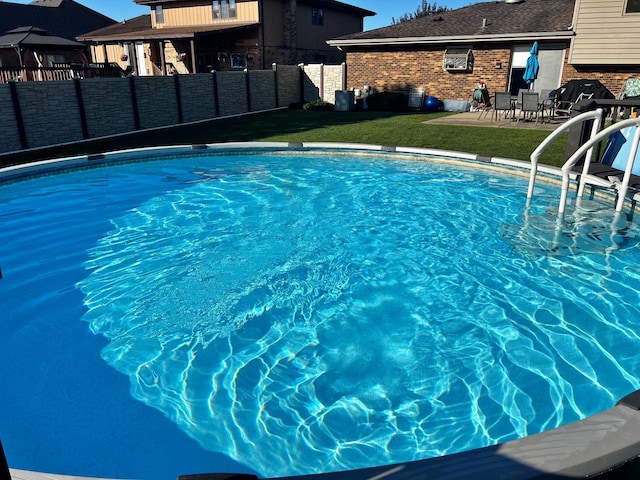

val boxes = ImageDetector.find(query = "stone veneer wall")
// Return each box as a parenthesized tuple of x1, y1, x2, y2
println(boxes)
(81, 79, 136, 139)
(19, 81, 84, 149)
(217, 71, 251, 117)
(275, 64, 302, 106)
(178, 74, 218, 124)
(0, 84, 22, 153)
(0, 63, 319, 154)
(300, 63, 346, 103)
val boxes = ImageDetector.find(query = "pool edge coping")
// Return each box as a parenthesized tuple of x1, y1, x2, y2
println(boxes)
(8, 392, 640, 480)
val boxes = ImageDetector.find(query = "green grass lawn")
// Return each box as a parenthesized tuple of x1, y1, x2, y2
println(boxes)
(0, 110, 568, 168)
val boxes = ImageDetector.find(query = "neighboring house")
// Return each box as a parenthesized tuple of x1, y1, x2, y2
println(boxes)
(0, 26, 91, 82)
(0, 0, 117, 72)
(327, 0, 640, 102)
(77, 0, 375, 76)
(0, 0, 117, 43)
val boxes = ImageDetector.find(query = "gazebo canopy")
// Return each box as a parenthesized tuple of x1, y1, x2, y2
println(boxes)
(0, 26, 86, 49)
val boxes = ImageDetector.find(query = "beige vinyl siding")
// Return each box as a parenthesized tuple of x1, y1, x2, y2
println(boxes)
(90, 44, 130, 71)
(152, 0, 259, 28)
(570, 0, 640, 64)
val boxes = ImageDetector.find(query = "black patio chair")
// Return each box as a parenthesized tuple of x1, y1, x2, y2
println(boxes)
(519, 91, 543, 123)
(554, 92, 594, 119)
(492, 91, 515, 122)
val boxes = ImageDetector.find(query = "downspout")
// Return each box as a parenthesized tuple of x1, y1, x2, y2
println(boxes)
(160, 40, 166, 75)
(190, 38, 196, 73)
(567, 0, 580, 65)
(130, 42, 139, 75)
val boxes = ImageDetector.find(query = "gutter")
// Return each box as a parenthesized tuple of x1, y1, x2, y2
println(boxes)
(327, 30, 574, 48)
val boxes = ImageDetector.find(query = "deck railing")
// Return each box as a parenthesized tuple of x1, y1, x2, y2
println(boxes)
(0, 63, 126, 84)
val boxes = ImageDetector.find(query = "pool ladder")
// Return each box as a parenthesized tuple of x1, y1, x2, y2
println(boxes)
(524, 108, 640, 254)
(527, 108, 640, 215)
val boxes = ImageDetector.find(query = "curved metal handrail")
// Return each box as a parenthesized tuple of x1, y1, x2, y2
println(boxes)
(526, 108, 604, 208)
(560, 116, 640, 213)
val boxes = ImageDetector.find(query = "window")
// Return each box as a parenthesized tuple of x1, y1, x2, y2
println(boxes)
(155, 5, 164, 24)
(626, 0, 640, 12)
(443, 48, 473, 71)
(312, 8, 324, 25)
(213, 0, 237, 19)
(231, 53, 247, 69)
(45, 54, 66, 67)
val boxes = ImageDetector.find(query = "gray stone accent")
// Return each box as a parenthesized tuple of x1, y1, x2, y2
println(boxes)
(217, 71, 250, 117)
(249, 70, 277, 111)
(81, 79, 136, 138)
(179, 73, 217, 123)
(0, 84, 21, 153)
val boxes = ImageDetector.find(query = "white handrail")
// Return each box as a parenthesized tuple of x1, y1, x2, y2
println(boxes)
(559, 117, 640, 213)
(526, 108, 604, 208)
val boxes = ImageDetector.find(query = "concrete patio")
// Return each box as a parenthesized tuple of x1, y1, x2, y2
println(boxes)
(426, 110, 560, 130)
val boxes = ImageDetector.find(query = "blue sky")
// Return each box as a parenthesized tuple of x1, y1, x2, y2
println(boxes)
(11, 0, 490, 30)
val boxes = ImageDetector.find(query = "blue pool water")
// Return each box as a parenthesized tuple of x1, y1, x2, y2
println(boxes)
(1, 150, 640, 479)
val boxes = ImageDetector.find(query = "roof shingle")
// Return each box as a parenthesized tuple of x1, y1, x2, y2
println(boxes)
(335, 0, 575, 42)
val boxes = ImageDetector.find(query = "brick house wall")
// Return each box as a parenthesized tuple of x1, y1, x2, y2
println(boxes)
(347, 47, 640, 102)
(346, 47, 513, 102)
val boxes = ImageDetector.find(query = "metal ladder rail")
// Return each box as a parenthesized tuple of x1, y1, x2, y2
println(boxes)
(560, 117, 640, 214)
(526, 108, 604, 210)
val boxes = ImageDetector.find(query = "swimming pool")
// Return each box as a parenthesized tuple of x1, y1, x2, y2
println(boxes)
(1, 144, 640, 479)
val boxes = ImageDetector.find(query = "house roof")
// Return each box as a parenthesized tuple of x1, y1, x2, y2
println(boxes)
(0, 0, 117, 40)
(329, 0, 575, 47)
(0, 26, 86, 48)
(77, 15, 260, 42)
(133, 0, 375, 17)
(297, 0, 375, 17)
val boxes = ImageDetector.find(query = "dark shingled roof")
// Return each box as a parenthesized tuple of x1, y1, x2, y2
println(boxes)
(0, 0, 116, 40)
(334, 0, 575, 42)
(77, 15, 261, 42)
(298, 0, 375, 17)
(133, 0, 375, 17)
(0, 26, 86, 48)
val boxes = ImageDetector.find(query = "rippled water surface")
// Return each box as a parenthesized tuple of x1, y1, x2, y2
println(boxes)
(1, 152, 640, 479)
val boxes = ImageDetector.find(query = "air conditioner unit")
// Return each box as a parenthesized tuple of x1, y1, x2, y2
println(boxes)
(443, 48, 473, 72)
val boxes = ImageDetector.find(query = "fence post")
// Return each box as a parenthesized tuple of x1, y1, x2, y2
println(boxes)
(73, 77, 89, 139)
(298, 63, 305, 104)
(245, 68, 252, 112)
(173, 73, 184, 124)
(212, 71, 220, 117)
(8, 80, 28, 150)
(128, 74, 141, 130)
(272, 63, 279, 108)
(319, 63, 324, 102)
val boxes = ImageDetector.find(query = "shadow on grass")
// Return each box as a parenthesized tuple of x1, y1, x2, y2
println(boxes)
(0, 110, 413, 167)
(0, 109, 563, 167)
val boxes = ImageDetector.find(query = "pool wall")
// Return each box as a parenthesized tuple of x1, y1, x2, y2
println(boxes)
(7, 391, 640, 479)
(0, 141, 562, 182)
